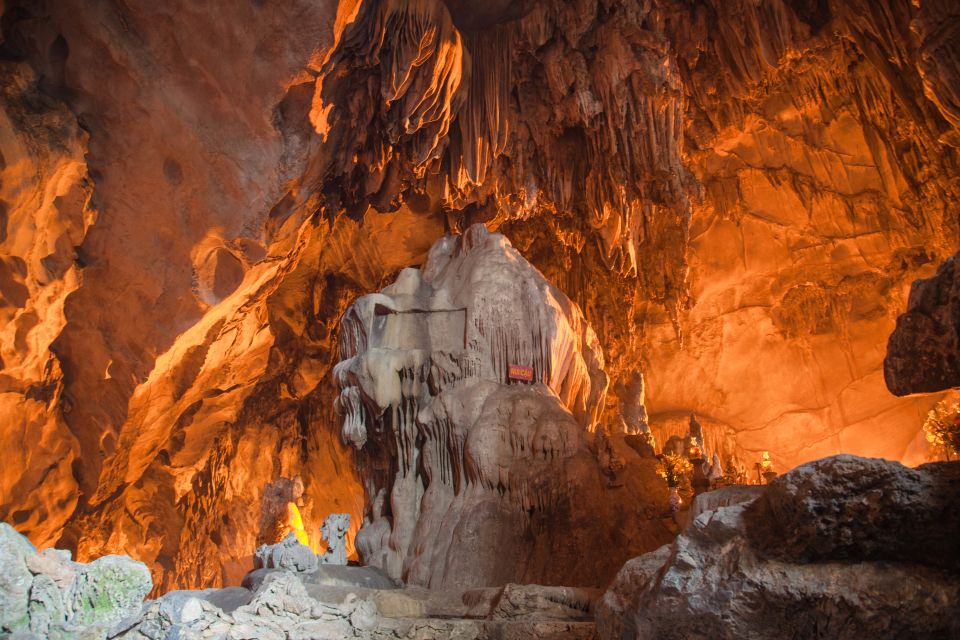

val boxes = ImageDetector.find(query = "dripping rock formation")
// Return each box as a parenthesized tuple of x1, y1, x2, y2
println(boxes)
(0, 0, 957, 594)
(335, 225, 671, 589)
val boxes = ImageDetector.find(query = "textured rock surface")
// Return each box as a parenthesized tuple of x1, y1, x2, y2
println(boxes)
(318, 513, 350, 566)
(336, 225, 671, 588)
(0, 522, 151, 638)
(745, 454, 960, 569)
(0, 522, 35, 632)
(125, 571, 601, 640)
(256, 533, 319, 574)
(597, 456, 960, 640)
(628, 0, 960, 471)
(885, 253, 960, 395)
(0, 0, 958, 590)
(686, 485, 765, 526)
(3, 533, 601, 640)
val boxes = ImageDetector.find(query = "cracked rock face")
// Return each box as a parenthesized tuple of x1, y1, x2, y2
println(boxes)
(335, 225, 671, 589)
(0, 0, 958, 590)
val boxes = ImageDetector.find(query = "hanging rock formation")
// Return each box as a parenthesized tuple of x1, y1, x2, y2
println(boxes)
(335, 225, 671, 588)
(0, 0, 958, 591)
(634, 0, 960, 470)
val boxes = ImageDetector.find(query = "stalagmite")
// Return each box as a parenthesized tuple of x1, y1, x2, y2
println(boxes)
(335, 225, 671, 588)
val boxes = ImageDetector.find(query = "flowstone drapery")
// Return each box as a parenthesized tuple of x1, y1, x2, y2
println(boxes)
(335, 225, 671, 589)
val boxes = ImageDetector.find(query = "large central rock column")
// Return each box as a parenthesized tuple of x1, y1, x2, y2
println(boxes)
(334, 225, 671, 589)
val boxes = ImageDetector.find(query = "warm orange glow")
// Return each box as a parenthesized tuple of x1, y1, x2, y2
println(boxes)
(286, 502, 311, 549)
(760, 451, 772, 471)
(689, 438, 703, 459)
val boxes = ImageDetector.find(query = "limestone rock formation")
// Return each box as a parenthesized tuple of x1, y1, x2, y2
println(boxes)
(318, 513, 350, 566)
(745, 454, 960, 569)
(126, 571, 601, 640)
(596, 455, 960, 640)
(255, 533, 319, 575)
(2, 527, 602, 640)
(628, 0, 960, 470)
(335, 225, 671, 588)
(885, 253, 960, 395)
(0, 523, 152, 639)
(1, 0, 959, 592)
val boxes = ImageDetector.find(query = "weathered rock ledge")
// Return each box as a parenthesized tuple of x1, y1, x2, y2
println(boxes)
(1, 522, 599, 640)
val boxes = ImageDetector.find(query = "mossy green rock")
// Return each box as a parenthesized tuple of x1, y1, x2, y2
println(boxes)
(28, 573, 66, 636)
(67, 555, 152, 628)
(0, 523, 35, 632)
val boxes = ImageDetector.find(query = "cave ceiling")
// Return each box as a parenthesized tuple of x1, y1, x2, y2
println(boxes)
(0, 0, 957, 591)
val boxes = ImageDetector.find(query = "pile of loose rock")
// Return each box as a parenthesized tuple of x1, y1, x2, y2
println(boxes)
(121, 571, 598, 640)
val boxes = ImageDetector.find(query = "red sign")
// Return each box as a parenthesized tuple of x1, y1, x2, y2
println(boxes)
(508, 364, 534, 382)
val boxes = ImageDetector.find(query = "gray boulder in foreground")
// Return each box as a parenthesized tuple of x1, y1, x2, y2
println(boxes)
(0, 523, 152, 639)
(597, 455, 960, 640)
(744, 454, 960, 570)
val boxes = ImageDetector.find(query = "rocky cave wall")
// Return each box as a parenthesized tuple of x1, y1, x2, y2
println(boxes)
(0, 0, 957, 591)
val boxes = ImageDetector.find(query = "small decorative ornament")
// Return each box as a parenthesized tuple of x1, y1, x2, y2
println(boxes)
(760, 451, 778, 484)
(668, 486, 682, 513)
(689, 437, 703, 459)
(508, 364, 534, 382)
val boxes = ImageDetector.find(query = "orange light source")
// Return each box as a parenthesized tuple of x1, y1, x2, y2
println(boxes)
(689, 437, 703, 459)
(285, 502, 311, 549)
(761, 451, 772, 471)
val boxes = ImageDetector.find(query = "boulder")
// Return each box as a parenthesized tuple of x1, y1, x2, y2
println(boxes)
(597, 456, 960, 640)
(254, 532, 319, 573)
(66, 554, 152, 628)
(158, 586, 252, 623)
(0, 523, 35, 632)
(885, 253, 960, 395)
(745, 455, 960, 570)
(489, 584, 599, 621)
(0, 523, 152, 638)
(27, 574, 66, 637)
(26, 549, 76, 590)
(686, 485, 764, 527)
(305, 565, 397, 590)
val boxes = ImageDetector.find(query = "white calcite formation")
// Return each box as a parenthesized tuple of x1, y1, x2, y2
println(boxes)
(319, 513, 351, 566)
(334, 225, 671, 589)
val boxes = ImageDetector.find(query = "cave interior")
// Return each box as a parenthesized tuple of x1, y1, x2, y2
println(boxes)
(0, 0, 959, 638)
